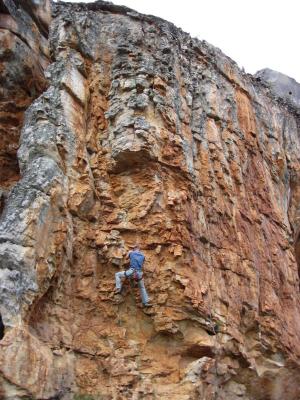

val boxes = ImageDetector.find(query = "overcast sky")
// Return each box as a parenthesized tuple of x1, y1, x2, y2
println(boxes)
(60, 0, 300, 83)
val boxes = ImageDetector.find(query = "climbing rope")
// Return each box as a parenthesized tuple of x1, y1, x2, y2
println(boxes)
(206, 221, 218, 335)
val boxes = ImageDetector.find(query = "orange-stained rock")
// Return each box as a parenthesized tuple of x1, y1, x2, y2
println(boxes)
(0, 1, 300, 400)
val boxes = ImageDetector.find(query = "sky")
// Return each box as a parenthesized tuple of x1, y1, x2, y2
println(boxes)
(59, 0, 300, 83)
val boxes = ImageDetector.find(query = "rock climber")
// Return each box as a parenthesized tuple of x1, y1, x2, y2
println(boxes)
(115, 244, 151, 307)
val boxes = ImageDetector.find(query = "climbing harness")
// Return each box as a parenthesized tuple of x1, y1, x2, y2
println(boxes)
(133, 270, 142, 282)
(124, 269, 143, 284)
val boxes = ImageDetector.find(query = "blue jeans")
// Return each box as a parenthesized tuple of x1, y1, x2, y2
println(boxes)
(115, 268, 149, 304)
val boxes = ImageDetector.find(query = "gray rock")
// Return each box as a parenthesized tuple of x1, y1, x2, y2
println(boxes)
(0, 156, 65, 246)
(134, 117, 151, 131)
(0, 243, 37, 323)
(255, 68, 300, 109)
(127, 93, 149, 109)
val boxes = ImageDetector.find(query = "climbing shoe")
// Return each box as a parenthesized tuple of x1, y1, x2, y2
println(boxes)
(143, 303, 152, 307)
(114, 288, 122, 295)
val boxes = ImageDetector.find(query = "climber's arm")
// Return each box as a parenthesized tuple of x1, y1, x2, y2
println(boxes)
(123, 250, 131, 268)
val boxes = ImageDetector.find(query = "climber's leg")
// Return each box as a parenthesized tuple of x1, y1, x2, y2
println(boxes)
(115, 268, 134, 292)
(137, 272, 149, 304)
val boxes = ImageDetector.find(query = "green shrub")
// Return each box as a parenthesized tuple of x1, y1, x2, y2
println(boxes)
(74, 395, 104, 400)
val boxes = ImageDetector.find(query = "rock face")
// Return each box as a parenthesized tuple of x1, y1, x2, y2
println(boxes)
(0, 0, 50, 207)
(255, 68, 300, 109)
(1, 1, 300, 399)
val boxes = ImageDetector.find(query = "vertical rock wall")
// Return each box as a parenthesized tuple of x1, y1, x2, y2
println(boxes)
(0, 0, 49, 206)
(0, 1, 300, 399)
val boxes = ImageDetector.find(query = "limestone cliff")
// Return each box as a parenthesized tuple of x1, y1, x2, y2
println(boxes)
(1, 1, 300, 399)
(0, 0, 49, 193)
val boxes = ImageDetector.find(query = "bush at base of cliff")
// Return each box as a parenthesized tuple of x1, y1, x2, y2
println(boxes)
(74, 394, 106, 400)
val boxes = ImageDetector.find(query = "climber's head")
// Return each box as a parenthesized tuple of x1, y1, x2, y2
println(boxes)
(133, 243, 140, 251)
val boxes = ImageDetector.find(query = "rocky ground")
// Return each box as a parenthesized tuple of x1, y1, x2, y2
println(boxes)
(0, 1, 300, 399)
